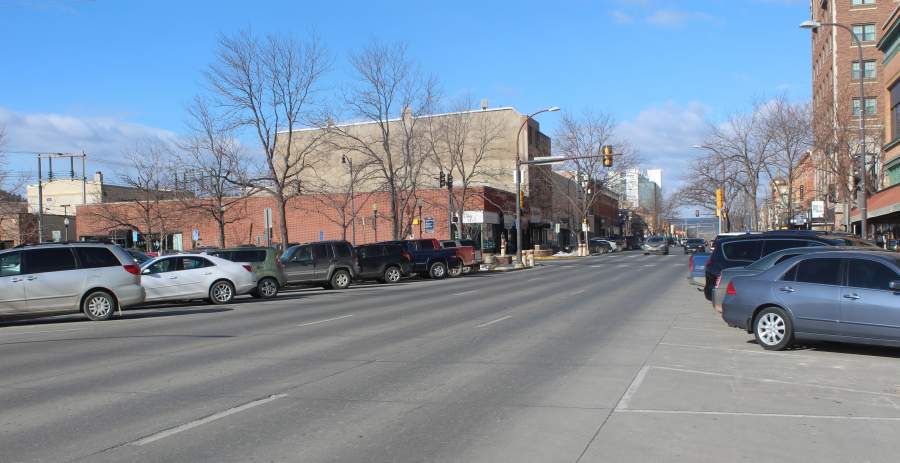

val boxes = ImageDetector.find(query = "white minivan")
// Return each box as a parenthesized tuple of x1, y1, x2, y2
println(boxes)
(0, 243, 145, 321)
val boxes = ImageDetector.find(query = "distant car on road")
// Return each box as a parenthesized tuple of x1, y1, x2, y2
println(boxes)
(206, 247, 285, 299)
(588, 238, 614, 254)
(683, 238, 706, 254)
(355, 243, 412, 283)
(0, 243, 145, 321)
(722, 250, 900, 351)
(140, 254, 256, 305)
(281, 240, 357, 290)
(643, 236, 669, 255)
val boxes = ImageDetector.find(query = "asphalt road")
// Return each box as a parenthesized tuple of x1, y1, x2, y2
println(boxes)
(2, 251, 900, 462)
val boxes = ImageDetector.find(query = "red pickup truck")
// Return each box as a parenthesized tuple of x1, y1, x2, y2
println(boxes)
(440, 240, 481, 276)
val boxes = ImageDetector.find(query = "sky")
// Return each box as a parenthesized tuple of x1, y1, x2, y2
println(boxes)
(0, 0, 812, 192)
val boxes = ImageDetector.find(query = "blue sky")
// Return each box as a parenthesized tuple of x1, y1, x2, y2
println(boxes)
(0, 0, 811, 189)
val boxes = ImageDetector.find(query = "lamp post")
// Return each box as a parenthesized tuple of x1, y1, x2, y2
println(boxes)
(801, 19, 868, 239)
(515, 106, 560, 267)
(416, 198, 424, 238)
(342, 154, 356, 245)
(60, 204, 71, 242)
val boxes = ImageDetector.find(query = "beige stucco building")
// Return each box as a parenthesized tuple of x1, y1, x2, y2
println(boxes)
(26, 171, 177, 216)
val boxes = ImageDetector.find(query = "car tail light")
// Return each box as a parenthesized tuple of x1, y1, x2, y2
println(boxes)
(123, 264, 140, 275)
(726, 281, 736, 296)
(715, 275, 722, 289)
(689, 255, 694, 270)
(242, 264, 253, 272)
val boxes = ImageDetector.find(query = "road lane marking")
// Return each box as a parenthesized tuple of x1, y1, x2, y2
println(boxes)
(616, 409, 900, 421)
(570, 289, 586, 296)
(525, 277, 541, 282)
(615, 365, 650, 411)
(452, 290, 478, 296)
(476, 315, 512, 328)
(0, 328, 86, 336)
(131, 394, 288, 446)
(296, 314, 354, 327)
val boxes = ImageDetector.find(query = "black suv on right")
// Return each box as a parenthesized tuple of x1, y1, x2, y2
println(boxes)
(703, 231, 876, 300)
(281, 240, 357, 290)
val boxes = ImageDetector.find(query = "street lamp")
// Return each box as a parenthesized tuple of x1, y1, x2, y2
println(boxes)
(515, 106, 560, 267)
(342, 154, 356, 245)
(63, 217, 70, 242)
(372, 203, 378, 242)
(800, 19, 869, 239)
(416, 198, 424, 238)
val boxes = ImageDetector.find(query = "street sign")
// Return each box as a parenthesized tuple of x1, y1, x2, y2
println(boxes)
(554, 223, 560, 234)
(132, 230, 139, 242)
(811, 200, 825, 219)
(192, 229, 200, 241)
(424, 217, 435, 234)
(52, 230, 61, 242)
(319, 230, 324, 241)
(581, 222, 589, 232)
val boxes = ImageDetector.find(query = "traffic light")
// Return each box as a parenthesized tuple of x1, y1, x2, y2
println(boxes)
(715, 188, 724, 217)
(439, 171, 446, 187)
(446, 173, 453, 189)
(852, 175, 860, 192)
(602, 145, 613, 168)
(695, 209, 700, 218)
(519, 190, 525, 208)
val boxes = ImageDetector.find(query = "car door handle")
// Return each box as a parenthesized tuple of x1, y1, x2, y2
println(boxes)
(779, 287, 795, 293)
(26, 276, 37, 281)
(168, 275, 178, 279)
(203, 272, 213, 275)
(843, 294, 861, 300)
(10, 277, 22, 282)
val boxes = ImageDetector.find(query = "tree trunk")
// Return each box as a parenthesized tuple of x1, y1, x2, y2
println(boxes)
(218, 215, 226, 248)
(389, 186, 400, 240)
(277, 196, 289, 250)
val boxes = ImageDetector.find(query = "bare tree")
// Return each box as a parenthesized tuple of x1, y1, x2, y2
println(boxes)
(550, 111, 638, 246)
(425, 97, 505, 238)
(305, 153, 376, 242)
(674, 148, 745, 232)
(87, 141, 180, 252)
(697, 103, 774, 230)
(330, 42, 438, 240)
(764, 97, 812, 226)
(177, 97, 248, 248)
(207, 30, 329, 249)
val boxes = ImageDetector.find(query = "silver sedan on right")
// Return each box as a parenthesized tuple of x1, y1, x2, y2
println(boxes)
(722, 250, 900, 351)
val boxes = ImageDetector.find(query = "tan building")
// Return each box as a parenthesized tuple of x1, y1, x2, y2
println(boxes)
(26, 171, 178, 216)
(277, 105, 558, 248)
(810, 0, 898, 232)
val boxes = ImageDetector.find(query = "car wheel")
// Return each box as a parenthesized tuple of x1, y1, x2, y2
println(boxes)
(754, 307, 794, 351)
(330, 269, 351, 290)
(83, 290, 116, 321)
(448, 263, 463, 278)
(209, 280, 235, 305)
(382, 266, 402, 284)
(256, 277, 279, 299)
(429, 262, 447, 279)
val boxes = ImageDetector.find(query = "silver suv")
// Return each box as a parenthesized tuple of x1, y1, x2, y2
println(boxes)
(0, 243, 145, 321)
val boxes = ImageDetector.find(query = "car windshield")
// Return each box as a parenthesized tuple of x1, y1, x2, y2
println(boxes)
(647, 237, 664, 244)
(687, 239, 703, 245)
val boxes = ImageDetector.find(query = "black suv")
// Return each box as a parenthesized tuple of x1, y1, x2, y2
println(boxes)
(281, 240, 357, 290)
(683, 238, 706, 254)
(703, 231, 876, 300)
(355, 243, 412, 283)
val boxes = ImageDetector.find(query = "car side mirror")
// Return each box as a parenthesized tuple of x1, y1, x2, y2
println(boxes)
(141, 268, 151, 275)
(890, 280, 900, 291)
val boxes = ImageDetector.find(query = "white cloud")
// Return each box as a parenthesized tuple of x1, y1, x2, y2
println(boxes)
(610, 10, 634, 24)
(0, 107, 176, 173)
(646, 9, 716, 28)
(616, 101, 710, 192)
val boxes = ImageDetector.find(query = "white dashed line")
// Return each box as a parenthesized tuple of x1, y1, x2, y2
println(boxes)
(296, 314, 354, 327)
(452, 290, 478, 296)
(476, 315, 512, 328)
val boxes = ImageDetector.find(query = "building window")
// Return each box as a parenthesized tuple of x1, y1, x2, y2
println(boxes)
(891, 82, 900, 142)
(852, 97, 877, 116)
(851, 0, 875, 6)
(852, 24, 876, 42)
(851, 60, 877, 80)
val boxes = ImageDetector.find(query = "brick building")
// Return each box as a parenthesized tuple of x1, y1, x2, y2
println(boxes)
(810, 0, 898, 233)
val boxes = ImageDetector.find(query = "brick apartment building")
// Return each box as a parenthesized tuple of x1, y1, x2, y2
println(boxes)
(810, 0, 899, 234)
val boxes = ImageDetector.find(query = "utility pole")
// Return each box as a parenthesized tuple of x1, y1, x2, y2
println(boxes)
(37, 156, 43, 243)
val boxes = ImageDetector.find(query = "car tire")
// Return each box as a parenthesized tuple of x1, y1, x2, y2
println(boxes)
(429, 262, 447, 279)
(448, 263, 463, 278)
(382, 266, 402, 284)
(753, 306, 794, 351)
(209, 280, 235, 305)
(330, 269, 351, 290)
(255, 277, 279, 299)
(82, 290, 116, 321)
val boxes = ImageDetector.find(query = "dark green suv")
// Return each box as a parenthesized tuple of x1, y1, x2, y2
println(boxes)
(206, 247, 285, 298)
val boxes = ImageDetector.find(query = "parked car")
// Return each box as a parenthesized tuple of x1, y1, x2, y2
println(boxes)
(439, 240, 476, 276)
(140, 254, 256, 305)
(379, 239, 460, 279)
(703, 230, 877, 301)
(355, 243, 412, 283)
(281, 240, 357, 289)
(206, 247, 285, 299)
(722, 251, 900, 351)
(588, 238, 614, 254)
(683, 238, 706, 254)
(0, 243, 145, 321)
(687, 253, 709, 287)
(643, 236, 669, 255)
(440, 239, 482, 273)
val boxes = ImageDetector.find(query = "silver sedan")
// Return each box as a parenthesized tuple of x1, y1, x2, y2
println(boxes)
(140, 254, 257, 305)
